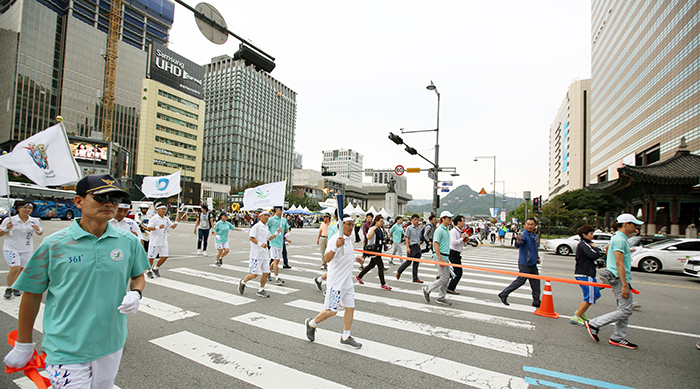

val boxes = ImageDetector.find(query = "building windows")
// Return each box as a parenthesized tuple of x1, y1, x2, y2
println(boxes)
(158, 89, 199, 109)
(635, 143, 660, 166)
(156, 112, 197, 130)
(155, 123, 197, 140)
(157, 100, 198, 120)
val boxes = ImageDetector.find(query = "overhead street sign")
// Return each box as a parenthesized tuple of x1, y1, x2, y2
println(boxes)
(441, 188, 450, 193)
(427, 171, 435, 180)
(441, 182, 453, 186)
(406, 168, 421, 173)
(395, 165, 405, 176)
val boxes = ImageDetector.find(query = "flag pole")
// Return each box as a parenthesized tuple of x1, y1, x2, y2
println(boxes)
(56, 116, 82, 180)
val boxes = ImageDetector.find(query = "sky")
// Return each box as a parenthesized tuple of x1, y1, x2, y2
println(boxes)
(168, 0, 592, 202)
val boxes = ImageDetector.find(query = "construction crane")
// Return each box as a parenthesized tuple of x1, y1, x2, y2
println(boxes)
(101, 0, 121, 142)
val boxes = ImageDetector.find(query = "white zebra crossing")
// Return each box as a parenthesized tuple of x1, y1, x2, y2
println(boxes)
(232, 312, 530, 389)
(168, 267, 299, 294)
(150, 331, 350, 389)
(285, 299, 534, 356)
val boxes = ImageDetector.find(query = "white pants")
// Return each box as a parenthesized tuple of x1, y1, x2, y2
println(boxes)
(46, 348, 123, 389)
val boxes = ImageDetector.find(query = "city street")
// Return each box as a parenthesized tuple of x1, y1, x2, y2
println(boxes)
(1, 220, 699, 388)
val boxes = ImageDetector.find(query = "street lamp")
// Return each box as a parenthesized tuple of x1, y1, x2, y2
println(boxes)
(427, 81, 440, 216)
(474, 156, 496, 218)
(493, 180, 506, 213)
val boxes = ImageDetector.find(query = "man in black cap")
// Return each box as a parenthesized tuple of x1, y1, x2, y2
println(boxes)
(4, 174, 150, 388)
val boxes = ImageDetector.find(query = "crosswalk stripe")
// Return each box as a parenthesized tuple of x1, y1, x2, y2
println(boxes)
(145, 277, 255, 305)
(352, 292, 535, 329)
(284, 299, 534, 356)
(139, 297, 199, 321)
(232, 312, 529, 389)
(169, 267, 299, 294)
(150, 331, 350, 389)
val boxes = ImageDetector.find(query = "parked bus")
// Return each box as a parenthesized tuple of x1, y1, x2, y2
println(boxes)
(6, 182, 82, 220)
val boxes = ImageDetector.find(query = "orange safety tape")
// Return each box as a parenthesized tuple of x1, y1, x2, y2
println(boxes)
(5, 330, 50, 389)
(355, 249, 640, 294)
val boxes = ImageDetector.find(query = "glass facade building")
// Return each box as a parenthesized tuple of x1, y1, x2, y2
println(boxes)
(590, 0, 700, 183)
(548, 79, 590, 197)
(0, 0, 174, 181)
(202, 55, 296, 188)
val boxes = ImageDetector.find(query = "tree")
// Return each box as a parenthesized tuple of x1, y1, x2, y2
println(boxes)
(554, 189, 624, 216)
(230, 180, 265, 195)
(507, 200, 531, 223)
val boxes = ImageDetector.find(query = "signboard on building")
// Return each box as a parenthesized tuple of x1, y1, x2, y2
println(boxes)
(68, 136, 109, 166)
(148, 43, 204, 99)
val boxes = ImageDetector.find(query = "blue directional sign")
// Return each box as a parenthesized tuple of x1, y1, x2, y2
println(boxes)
(441, 188, 450, 193)
(441, 182, 453, 186)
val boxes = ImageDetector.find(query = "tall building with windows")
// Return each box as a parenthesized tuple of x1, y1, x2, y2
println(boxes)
(137, 43, 204, 183)
(548, 79, 591, 197)
(322, 149, 363, 183)
(202, 55, 296, 188)
(0, 0, 175, 181)
(589, 0, 700, 183)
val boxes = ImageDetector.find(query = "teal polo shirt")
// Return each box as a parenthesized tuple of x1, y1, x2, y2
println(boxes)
(606, 230, 632, 282)
(267, 215, 289, 248)
(432, 224, 451, 258)
(213, 220, 236, 243)
(328, 220, 339, 239)
(13, 219, 150, 364)
(389, 223, 403, 243)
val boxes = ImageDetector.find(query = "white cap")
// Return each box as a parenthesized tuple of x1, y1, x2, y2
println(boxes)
(617, 213, 643, 225)
(343, 216, 354, 223)
(440, 211, 454, 218)
(118, 203, 131, 209)
(259, 210, 270, 216)
(156, 204, 167, 210)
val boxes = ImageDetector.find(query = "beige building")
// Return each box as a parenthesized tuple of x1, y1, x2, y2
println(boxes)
(548, 79, 591, 198)
(589, 0, 700, 183)
(137, 78, 204, 182)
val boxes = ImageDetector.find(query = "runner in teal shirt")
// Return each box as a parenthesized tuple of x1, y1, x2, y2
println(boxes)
(212, 212, 244, 267)
(267, 207, 289, 285)
(388, 217, 404, 264)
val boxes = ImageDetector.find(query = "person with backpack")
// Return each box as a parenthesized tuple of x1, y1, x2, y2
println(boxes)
(421, 214, 436, 253)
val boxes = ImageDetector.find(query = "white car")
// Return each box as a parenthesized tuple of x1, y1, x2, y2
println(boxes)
(683, 255, 700, 278)
(543, 233, 613, 256)
(631, 238, 700, 273)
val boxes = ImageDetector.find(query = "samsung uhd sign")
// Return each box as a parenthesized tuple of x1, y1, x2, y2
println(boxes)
(149, 43, 204, 99)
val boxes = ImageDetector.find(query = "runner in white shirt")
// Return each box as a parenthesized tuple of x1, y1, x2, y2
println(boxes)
(238, 210, 279, 298)
(134, 205, 153, 252)
(305, 215, 364, 349)
(145, 203, 178, 278)
(109, 199, 143, 241)
(0, 200, 43, 299)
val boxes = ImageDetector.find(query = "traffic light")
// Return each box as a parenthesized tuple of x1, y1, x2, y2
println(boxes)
(321, 171, 336, 176)
(388, 132, 404, 145)
(405, 145, 417, 155)
(533, 196, 540, 213)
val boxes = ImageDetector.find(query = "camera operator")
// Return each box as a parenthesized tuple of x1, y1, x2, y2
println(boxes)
(570, 225, 604, 326)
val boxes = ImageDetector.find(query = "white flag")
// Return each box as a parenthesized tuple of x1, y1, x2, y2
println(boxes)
(0, 124, 81, 187)
(0, 168, 9, 197)
(142, 171, 181, 198)
(243, 180, 286, 210)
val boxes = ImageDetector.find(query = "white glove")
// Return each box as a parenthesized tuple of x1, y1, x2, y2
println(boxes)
(242, 228, 250, 233)
(4, 342, 35, 368)
(117, 291, 141, 315)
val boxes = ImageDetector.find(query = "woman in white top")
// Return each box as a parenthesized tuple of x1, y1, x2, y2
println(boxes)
(0, 200, 43, 299)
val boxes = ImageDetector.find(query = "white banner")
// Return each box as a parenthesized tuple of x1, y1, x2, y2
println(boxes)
(243, 180, 286, 210)
(0, 123, 81, 187)
(142, 171, 182, 198)
(0, 168, 8, 197)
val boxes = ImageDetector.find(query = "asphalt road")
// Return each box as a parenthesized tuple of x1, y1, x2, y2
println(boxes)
(1, 220, 699, 388)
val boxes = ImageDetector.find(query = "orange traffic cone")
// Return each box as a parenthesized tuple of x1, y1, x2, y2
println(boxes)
(534, 280, 559, 319)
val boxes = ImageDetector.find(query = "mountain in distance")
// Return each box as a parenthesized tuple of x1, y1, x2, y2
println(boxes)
(406, 184, 524, 217)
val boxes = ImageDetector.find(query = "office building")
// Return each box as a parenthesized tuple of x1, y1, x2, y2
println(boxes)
(548, 79, 591, 197)
(0, 0, 175, 182)
(202, 54, 296, 189)
(137, 43, 204, 183)
(590, 0, 700, 183)
(293, 150, 303, 170)
(322, 149, 363, 183)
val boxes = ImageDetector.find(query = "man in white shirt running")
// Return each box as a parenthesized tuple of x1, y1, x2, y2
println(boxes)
(0, 200, 43, 299)
(239, 210, 280, 298)
(305, 215, 364, 349)
(109, 199, 143, 241)
(145, 203, 178, 278)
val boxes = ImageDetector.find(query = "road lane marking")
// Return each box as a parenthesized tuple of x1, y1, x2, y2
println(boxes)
(150, 331, 350, 389)
(523, 366, 634, 389)
(233, 312, 529, 389)
(169, 267, 298, 294)
(285, 299, 534, 356)
(145, 277, 255, 305)
(138, 297, 199, 321)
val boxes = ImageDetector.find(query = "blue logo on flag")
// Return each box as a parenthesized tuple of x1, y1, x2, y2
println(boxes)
(156, 178, 170, 191)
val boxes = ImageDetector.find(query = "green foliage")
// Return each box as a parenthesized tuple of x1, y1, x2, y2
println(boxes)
(553, 189, 624, 216)
(507, 200, 531, 223)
